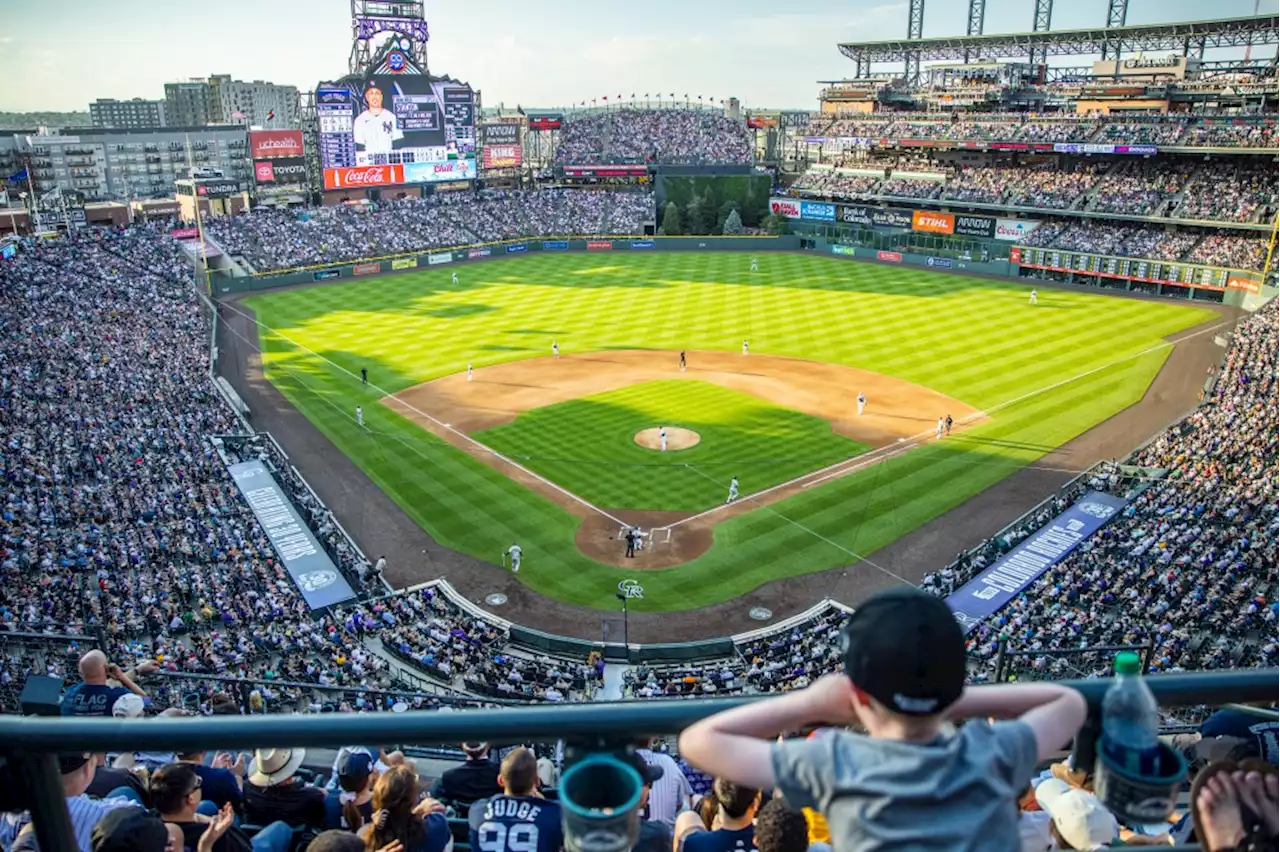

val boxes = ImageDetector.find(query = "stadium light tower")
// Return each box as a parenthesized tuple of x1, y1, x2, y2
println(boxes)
(349, 0, 429, 75)
(905, 0, 925, 84)
(965, 0, 986, 62)
(1100, 0, 1129, 60)
(1031, 0, 1053, 66)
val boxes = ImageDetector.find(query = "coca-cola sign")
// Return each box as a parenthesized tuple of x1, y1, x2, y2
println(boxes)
(250, 130, 306, 160)
(323, 164, 406, 190)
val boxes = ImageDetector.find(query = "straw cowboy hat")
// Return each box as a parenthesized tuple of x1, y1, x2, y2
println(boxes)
(249, 748, 307, 786)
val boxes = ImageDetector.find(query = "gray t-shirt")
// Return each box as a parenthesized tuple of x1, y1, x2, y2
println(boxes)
(771, 721, 1038, 851)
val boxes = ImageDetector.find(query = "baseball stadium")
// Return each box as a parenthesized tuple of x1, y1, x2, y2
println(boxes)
(0, 0, 1277, 849)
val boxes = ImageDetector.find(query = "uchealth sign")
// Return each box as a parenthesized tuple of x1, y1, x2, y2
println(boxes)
(995, 218, 1041, 242)
(324, 164, 405, 190)
(254, 158, 307, 184)
(769, 198, 802, 219)
(912, 211, 955, 235)
(250, 130, 305, 160)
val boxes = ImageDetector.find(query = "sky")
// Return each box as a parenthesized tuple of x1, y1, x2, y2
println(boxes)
(1, 0, 1277, 112)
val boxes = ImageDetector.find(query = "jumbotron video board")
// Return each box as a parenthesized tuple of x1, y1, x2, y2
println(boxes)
(318, 59, 477, 190)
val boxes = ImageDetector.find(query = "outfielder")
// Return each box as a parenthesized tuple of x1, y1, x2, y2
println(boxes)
(726, 475, 740, 504)
(659, 426, 668, 451)
(1029, 288, 1038, 305)
(467, 363, 473, 382)
(742, 339, 749, 356)
(507, 542, 522, 573)
(679, 350, 686, 372)
(750, 257, 758, 272)
(552, 341, 560, 358)
(356, 405, 364, 428)
(945, 414, 954, 436)
(857, 392, 866, 416)
(452, 271, 459, 285)
(361, 367, 368, 386)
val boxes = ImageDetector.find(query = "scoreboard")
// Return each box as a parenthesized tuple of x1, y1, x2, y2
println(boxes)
(1016, 247, 1233, 290)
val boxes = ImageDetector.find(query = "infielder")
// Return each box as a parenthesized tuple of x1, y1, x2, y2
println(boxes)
(936, 416, 945, 438)
(552, 341, 560, 358)
(356, 405, 364, 428)
(507, 542, 522, 573)
(467, 363, 473, 382)
(452, 271, 459, 285)
(750, 257, 758, 272)
(742, 339, 749, 356)
(945, 414, 954, 436)
(679, 350, 687, 372)
(1029, 288, 1038, 305)
(726, 475, 740, 504)
(659, 426, 668, 451)
(857, 392, 866, 416)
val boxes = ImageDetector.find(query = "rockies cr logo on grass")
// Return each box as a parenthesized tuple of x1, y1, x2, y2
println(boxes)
(617, 579, 644, 599)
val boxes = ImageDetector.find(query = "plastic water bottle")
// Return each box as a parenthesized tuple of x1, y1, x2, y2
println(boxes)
(1101, 651, 1161, 776)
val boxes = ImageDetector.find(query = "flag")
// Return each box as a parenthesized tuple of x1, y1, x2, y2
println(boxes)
(231, 111, 246, 120)
(602, 96, 608, 101)
(266, 110, 275, 121)
(9, 168, 27, 183)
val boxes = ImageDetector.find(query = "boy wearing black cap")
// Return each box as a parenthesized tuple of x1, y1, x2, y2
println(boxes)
(679, 588, 1087, 851)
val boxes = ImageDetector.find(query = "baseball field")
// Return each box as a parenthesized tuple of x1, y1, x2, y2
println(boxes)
(244, 251, 1215, 612)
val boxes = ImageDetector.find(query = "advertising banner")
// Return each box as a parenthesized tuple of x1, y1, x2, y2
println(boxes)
(952, 214, 996, 239)
(995, 218, 1041, 242)
(746, 116, 778, 129)
(800, 201, 836, 222)
(353, 263, 380, 275)
(196, 180, 241, 198)
(1052, 143, 1157, 156)
(170, 227, 200, 239)
(506, 244, 527, 254)
(483, 145, 523, 169)
(631, 240, 654, 249)
(871, 209, 913, 229)
(404, 160, 478, 183)
(563, 164, 647, 178)
(250, 130, 306, 160)
(1009, 248, 1022, 264)
(313, 269, 341, 281)
(227, 460, 356, 610)
(838, 204, 874, 226)
(543, 240, 569, 250)
(912, 210, 955, 235)
(1227, 276, 1261, 293)
(926, 256, 954, 269)
(804, 136, 827, 144)
(587, 240, 613, 251)
(324, 164, 406, 190)
(391, 257, 418, 270)
(830, 245, 857, 256)
(527, 114, 563, 131)
(254, 158, 307, 184)
(769, 198, 802, 219)
(480, 123, 520, 145)
(876, 250, 903, 262)
(428, 252, 453, 265)
(947, 491, 1128, 632)
(469, 247, 492, 259)
(781, 111, 811, 128)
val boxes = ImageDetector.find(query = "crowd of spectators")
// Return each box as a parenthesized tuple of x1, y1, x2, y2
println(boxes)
(1177, 161, 1278, 223)
(788, 170, 880, 199)
(1087, 161, 1192, 216)
(555, 109, 752, 165)
(1180, 119, 1277, 148)
(206, 190, 654, 272)
(1019, 220, 1268, 269)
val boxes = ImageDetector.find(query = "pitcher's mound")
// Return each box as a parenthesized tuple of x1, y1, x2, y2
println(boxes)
(635, 427, 700, 451)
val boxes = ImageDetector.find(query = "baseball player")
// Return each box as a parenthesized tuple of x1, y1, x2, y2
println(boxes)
(625, 529, 636, 559)
(726, 475, 740, 504)
(857, 392, 866, 416)
(633, 527, 645, 552)
(352, 85, 403, 157)
(467, 363, 473, 382)
(750, 257, 758, 272)
(452, 270, 459, 285)
(507, 542, 522, 573)
(659, 426, 668, 451)
(945, 414, 954, 436)
(679, 350, 686, 372)
(742, 339, 749, 356)
(361, 367, 368, 386)
(552, 341, 560, 358)
(1029, 288, 1038, 305)
(936, 416, 945, 438)
(356, 405, 364, 428)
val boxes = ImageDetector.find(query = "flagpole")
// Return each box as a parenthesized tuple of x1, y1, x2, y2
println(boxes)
(25, 169, 37, 233)
(185, 133, 213, 294)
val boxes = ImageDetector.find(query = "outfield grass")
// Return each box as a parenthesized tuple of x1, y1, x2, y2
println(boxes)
(245, 252, 1215, 611)
(476, 380, 868, 511)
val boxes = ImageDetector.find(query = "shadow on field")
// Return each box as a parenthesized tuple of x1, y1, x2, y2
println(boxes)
(947, 435, 1059, 453)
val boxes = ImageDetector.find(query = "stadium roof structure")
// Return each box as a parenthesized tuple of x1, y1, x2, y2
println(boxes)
(838, 14, 1279, 63)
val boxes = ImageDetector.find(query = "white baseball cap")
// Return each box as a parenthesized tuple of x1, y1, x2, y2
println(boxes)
(1035, 778, 1119, 851)
(111, 693, 146, 718)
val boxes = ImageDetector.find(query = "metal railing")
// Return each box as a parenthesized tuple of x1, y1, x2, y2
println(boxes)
(1, 668, 1274, 852)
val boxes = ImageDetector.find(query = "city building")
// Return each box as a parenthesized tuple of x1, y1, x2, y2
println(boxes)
(208, 75, 300, 127)
(164, 81, 222, 126)
(6, 126, 250, 203)
(89, 98, 168, 130)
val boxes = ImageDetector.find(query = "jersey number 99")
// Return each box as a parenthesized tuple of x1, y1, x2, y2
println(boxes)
(477, 823, 540, 852)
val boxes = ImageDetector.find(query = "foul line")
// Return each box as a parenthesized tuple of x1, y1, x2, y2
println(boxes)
(665, 319, 1227, 528)
(216, 300, 630, 528)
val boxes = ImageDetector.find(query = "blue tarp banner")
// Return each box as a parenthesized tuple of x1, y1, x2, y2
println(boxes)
(227, 461, 356, 610)
(947, 491, 1128, 633)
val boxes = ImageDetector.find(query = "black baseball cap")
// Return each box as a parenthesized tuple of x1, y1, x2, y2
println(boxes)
(626, 751, 664, 785)
(91, 808, 169, 852)
(840, 587, 965, 717)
